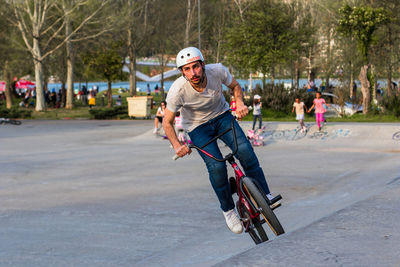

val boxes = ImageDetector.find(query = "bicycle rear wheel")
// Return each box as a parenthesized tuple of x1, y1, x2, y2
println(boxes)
(242, 177, 285, 236)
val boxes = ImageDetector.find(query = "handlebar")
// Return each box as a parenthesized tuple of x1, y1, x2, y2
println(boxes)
(173, 115, 238, 162)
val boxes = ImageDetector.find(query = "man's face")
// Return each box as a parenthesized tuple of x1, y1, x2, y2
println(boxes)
(295, 98, 300, 103)
(181, 61, 204, 85)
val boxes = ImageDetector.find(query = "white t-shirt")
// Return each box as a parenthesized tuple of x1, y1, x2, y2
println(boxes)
(166, 63, 233, 132)
(157, 107, 164, 117)
(253, 103, 261, 115)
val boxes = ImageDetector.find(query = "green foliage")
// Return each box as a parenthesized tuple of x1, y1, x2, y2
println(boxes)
(251, 84, 314, 114)
(89, 105, 127, 119)
(0, 107, 32, 119)
(338, 4, 390, 63)
(82, 42, 125, 83)
(224, 0, 295, 76)
(381, 94, 400, 117)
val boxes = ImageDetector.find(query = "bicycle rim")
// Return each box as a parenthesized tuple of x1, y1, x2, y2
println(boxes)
(242, 177, 284, 236)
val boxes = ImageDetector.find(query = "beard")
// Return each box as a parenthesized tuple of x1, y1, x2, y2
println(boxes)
(190, 74, 204, 85)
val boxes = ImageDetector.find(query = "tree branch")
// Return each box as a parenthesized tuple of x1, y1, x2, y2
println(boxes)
(12, 3, 33, 53)
(41, 0, 110, 60)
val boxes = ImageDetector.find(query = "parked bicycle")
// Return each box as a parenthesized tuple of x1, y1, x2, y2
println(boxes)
(0, 118, 21, 125)
(174, 117, 284, 244)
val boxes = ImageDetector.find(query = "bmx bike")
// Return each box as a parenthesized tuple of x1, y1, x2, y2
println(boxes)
(174, 117, 284, 244)
(0, 118, 21, 125)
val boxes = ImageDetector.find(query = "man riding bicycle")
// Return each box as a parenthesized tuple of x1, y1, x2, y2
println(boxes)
(163, 47, 280, 234)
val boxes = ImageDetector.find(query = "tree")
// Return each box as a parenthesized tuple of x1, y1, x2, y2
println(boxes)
(84, 43, 124, 107)
(338, 4, 390, 114)
(224, 0, 295, 87)
(9, 0, 110, 111)
(0, 2, 33, 109)
(117, 0, 156, 97)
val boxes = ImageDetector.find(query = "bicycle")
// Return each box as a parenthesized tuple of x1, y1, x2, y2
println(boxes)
(174, 117, 284, 244)
(0, 118, 22, 125)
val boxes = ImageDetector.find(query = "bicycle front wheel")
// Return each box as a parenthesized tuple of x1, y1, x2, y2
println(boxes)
(242, 177, 285, 236)
(237, 201, 268, 244)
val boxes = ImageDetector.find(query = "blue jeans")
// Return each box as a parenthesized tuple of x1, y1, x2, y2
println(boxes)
(188, 111, 271, 212)
(252, 114, 262, 130)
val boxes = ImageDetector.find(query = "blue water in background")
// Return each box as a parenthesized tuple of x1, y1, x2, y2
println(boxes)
(48, 77, 394, 93)
(47, 78, 330, 93)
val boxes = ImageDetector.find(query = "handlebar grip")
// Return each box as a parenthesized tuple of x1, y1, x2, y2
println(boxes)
(173, 154, 180, 160)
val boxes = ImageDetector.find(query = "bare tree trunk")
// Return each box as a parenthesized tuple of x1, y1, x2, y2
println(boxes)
(307, 47, 312, 81)
(65, 12, 74, 109)
(387, 25, 393, 97)
(160, 53, 165, 100)
(270, 65, 275, 87)
(359, 65, 370, 114)
(349, 60, 354, 99)
(185, 0, 191, 47)
(128, 0, 136, 96)
(33, 28, 46, 111)
(128, 28, 137, 97)
(184, 0, 197, 47)
(128, 52, 137, 97)
(371, 64, 377, 105)
(4, 61, 13, 109)
(387, 64, 392, 97)
(294, 61, 300, 89)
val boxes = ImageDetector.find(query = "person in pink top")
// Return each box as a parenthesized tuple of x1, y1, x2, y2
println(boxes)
(307, 91, 330, 131)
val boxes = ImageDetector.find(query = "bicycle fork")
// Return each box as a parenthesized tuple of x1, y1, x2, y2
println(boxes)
(229, 158, 262, 229)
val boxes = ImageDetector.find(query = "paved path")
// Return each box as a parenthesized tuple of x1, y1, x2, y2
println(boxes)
(0, 120, 399, 266)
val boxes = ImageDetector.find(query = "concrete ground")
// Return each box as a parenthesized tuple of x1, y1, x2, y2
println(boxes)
(0, 119, 399, 266)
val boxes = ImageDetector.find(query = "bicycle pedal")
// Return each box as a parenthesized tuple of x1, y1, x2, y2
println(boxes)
(271, 203, 281, 210)
(267, 194, 282, 205)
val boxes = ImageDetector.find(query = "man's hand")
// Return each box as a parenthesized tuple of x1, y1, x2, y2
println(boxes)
(235, 101, 248, 119)
(174, 144, 191, 158)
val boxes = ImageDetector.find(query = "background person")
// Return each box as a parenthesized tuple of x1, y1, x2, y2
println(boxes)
(292, 97, 307, 133)
(153, 101, 166, 134)
(252, 94, 262, 130)
(230, 96, 236, 116)
(308, 91, 330, 131)
(163, 47, 280, 235)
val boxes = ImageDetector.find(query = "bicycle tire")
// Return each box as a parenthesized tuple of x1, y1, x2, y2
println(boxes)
(242, 177, 285, 236)
(9, 120, 21, 125)
(238, 202, 268, 244)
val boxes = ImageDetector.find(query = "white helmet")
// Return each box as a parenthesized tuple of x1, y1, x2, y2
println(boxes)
(254, 94, 261, 99)
(176, 47, 204, 68)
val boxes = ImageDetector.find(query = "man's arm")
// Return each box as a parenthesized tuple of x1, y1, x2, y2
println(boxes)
(228, 78, 248, 119)
(162, 108, 191, 158)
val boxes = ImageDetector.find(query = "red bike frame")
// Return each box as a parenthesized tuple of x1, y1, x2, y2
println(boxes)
(187, 117, 264, 232)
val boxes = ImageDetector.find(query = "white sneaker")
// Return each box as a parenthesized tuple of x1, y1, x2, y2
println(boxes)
(223, 209, 243, 234)
(153, 128, 158, 134)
